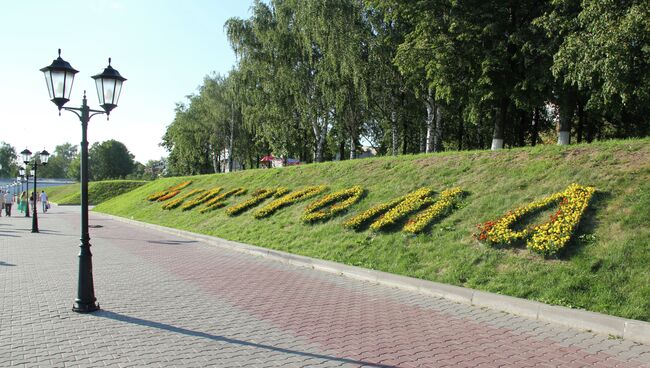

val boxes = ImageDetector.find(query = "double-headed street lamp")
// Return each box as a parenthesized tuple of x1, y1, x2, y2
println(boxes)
(18, 167, 30, 218)
(41, 49, 126, 313)
(20, 149, 49, 233)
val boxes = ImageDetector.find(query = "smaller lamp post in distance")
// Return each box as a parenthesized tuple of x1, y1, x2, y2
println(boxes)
(41, 49, 126, 314)
(21, 149, 50, 233)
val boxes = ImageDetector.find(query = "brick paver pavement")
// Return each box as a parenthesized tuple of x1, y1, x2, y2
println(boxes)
(1, 206, 650, 367)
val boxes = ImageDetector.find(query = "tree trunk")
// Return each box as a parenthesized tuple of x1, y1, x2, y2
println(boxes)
(457, 110, 464, 151)
(586, 116, 594, 143)
(391, 110, 398, 156)
(491, 100, 507, 150)
(576, 101, 584, 143)
(420, 123, 426, 153)
(517, 111, 527, 147)
(215, 150, 221, 173)
(434, 104, 443, 152)
(338, 141, 345, 160)
(531, 107, 540, 146)
(402, 118, 408, 155)
(557, 92, 575, 145)
(349, 135, 357, 159)
(211, 144, 218, 173)
(425, 93, 435, 153)
(312, 115, 327, 163)
(228, 101, 235, 172)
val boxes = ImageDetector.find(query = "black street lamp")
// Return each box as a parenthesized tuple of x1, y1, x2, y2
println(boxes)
(19, 166, 30, 218)
(21, 149, 49, 233)
(41, 49, 126, 313)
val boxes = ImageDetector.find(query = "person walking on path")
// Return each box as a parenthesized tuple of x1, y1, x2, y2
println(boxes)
(4, 190, 12, 216)
(40, 190, 48, 213)
(0, 190, 5, 217)
(18, 191, 26, 213)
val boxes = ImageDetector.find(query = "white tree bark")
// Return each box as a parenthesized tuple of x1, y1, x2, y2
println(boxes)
(557, 131, 570, 145)
(425, 93, 435, 153)
(491, 138, 504, 150)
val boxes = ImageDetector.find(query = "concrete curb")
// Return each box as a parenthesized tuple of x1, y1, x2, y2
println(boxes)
(98, 212, 650, 345)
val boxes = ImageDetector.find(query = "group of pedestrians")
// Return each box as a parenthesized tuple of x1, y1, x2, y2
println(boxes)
(0, 190, 48, 217)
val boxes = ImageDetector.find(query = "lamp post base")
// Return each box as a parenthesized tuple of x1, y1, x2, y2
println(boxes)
(72, 301, 100, 313)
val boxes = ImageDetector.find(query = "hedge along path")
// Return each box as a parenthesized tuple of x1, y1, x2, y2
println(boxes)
(225, 187, 290, 216)
(402, 187, 463, 234)
(302, 185, 365, 223)
(161, 188, 205, 210)
(254, 185, 327, 219)
(147, 180, 193, 201)
(181, 187, 222, 211)
(199, 188, 247, 214)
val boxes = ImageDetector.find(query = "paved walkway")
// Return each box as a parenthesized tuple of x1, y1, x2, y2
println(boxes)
(1, 206, 649, 368)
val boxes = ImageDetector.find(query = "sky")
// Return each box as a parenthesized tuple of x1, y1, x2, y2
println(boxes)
(0, 0, 254, 163)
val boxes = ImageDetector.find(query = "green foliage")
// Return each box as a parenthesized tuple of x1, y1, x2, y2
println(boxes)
(38, 143, 78, 179)
(89, 140, 135, 180)
(48, 180, 147, 205)
(0, 141, 18, 178)
(97, 138, 650, 321)
(164, 0, 649, 176)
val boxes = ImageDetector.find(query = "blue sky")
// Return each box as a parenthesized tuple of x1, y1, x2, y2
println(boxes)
(0, 0, 253, 162)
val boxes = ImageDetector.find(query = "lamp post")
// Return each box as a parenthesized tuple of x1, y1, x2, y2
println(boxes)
(21, 149, 49, 233)
(19, 167, 30, 218)
(41, 49, 126, 313)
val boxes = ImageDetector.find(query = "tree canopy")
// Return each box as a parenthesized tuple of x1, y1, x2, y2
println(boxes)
(89, 140, 135, 181)
(161, 0, 650, 175)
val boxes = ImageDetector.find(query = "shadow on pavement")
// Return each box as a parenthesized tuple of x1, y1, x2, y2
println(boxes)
(146, 240, 199, 246)
(0, 233, 20, 237)
(0, 261, 16, 266)
(95, 310, 394, 367)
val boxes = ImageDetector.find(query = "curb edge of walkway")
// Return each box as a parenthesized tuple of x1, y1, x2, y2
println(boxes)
(97, 211, 650, 346)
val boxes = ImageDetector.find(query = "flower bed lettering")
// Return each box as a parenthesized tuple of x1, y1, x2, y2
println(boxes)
(254, 185, 327, 219)
(302, 186, 364, 223)
(181, 187, 222, 211)
(226, 187, 289, 216)
(147, 181, 192, 201)
(476, 183, 595, 255)
(343, 188, 433, 231)
(161, 188, 204, 210)
(199, 188, 247, 214)
(403, 187, 463, 234)
(144, 181, 595, 253)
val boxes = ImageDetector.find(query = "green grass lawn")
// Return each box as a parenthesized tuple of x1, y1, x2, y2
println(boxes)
(48, 180, 148, 205)
(95, 138, 650, 321)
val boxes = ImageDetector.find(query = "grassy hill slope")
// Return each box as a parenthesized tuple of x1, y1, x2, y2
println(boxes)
(95, 139, 650, 321)
(48, 180, 148, 205)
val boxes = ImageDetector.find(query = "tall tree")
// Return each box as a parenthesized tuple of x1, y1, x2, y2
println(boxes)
(88, 140, 135, 180)
(0, 142, 18, 178)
